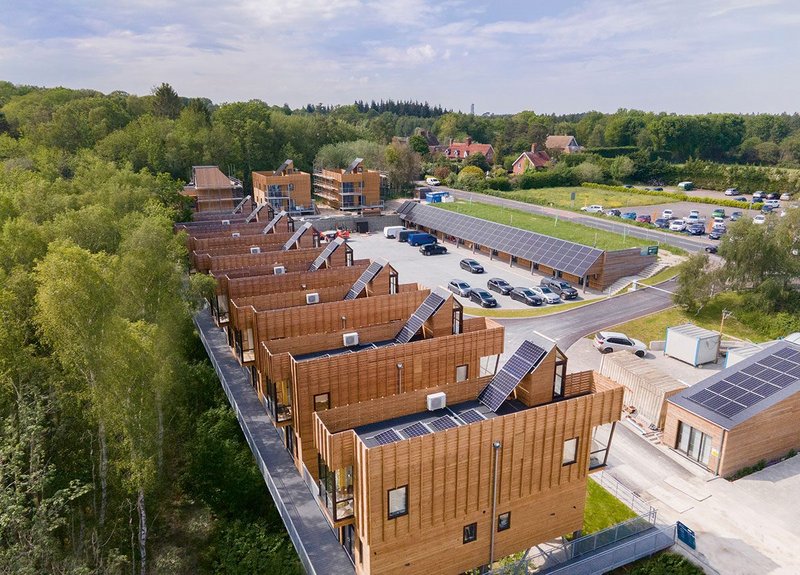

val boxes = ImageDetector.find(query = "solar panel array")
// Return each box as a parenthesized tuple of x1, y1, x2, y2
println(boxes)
(372, 429, 403, 446)
(400, 422, 431, 438)
(308, 237, 344, 271)
(458, 409, 486, 424)
(343, 260, 386, 300)
(394, 287, 450, 344)
(479, 340, 549, 412)
(262, 210, 287, 234)
(282, 222, 313, 250)
(398, 202, 604, 278)
(687, 345, 800, 420)
(429, 416, 458, 431)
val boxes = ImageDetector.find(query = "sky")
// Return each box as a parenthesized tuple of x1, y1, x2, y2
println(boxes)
(1, 0, 798, 115)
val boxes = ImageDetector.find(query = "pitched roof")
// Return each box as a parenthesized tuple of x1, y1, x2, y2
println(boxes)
(668, 340, 800, 430)
(191, 166, 236, 189)
(513, 150, 551, 169)
(444, 142, 494, 158)
(545, 135, 579, 150)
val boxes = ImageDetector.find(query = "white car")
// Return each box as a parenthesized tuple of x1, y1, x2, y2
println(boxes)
(581, 204, 604, 213)
(724, 188, 739, 196)
(593, 331, 647, 358)
(425, 177, 440, 186)
(780, 193, 793, 201)
(763, 199, 781, 209)
(688, 209, 700, 218)
(661, 209, 674, 220)
(530, 286, 561, 304)
(669, 219, 686, 231)
(753, 214, 767, 225)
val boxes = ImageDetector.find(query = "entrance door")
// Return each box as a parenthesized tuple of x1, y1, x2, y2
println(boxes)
(676, 422, 712, 467)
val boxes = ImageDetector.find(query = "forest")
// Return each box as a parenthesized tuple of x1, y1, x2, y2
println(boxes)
(1, 79, 800, 573)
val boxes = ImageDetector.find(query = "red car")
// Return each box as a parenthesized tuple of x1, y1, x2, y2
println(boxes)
(636, 214, 652, 223)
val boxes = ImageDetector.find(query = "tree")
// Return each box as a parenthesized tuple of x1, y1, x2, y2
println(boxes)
(673, 253, 719, 312)
(384, 142, 421, 192)
(464, 151, 490, 172)
(610, 156, 635, 181)
(151, 83, 182, 119)
(572, 161, 604, 183)
(408, 134, 430, 156)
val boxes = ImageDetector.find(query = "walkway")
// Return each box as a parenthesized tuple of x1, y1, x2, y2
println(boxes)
(194, 309, 354, 575)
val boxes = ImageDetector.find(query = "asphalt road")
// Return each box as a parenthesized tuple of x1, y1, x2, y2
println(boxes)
(439, 187, 712, 253)
(497, 279, 676, 356)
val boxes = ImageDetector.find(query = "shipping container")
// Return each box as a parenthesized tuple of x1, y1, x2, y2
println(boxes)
(664, 323, 720, 366)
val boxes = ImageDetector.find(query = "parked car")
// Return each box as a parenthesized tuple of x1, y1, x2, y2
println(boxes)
(581, 204, 604, 213)
(652, 187, 663, 191)
(711, 208, 726, 218)
(705, 245, 718, 254)
(753, 191, 766, 201)
(621, 212, 637, 220)
(540, 277, 579, 300)
(593, 331, 647, 357)
(709, 229, 726, 240)
(669, 219, 686, 231)
(763, 199, 781, 209)
(685, 214, 701, 225)
(661, 209, 674, 220)
(677, 181, 694, 190)
(761, 205, 774, 214)
(780, 192, 793, 201)
(459, 258, 484, 274)
(407, 232, 438, 246)
(469, 288, 498, 308)
(605, 209, 621, 217)
(487, 277, 513, 295)
(425, 177, 440, 186)
(447, 279, 472, 297)
(623, 184, 634, 189)
(687, 223, 705, 235)
(653, 218, 670, 229)
(636, 214, 652, 223)
(724, 188, 739, 196)
(688, 209, 701, 219)
(712, 216, 725, 227)
(419, 243, 447, 255)
(753, 214, 767, 225)
(397, 229, 413, 242)
(730, 211, 743, 221)
(734, 196, 748, 202)
(530, 286, 561, 304)
(766, 192, 780, 200)
(509, 287, 543, 306)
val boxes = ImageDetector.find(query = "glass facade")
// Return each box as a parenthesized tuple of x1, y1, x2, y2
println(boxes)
(319, 458, 354, 521)
(676, 422, 713, 467)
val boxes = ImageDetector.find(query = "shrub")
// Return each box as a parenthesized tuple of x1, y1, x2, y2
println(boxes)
(623, 552, 704, 575)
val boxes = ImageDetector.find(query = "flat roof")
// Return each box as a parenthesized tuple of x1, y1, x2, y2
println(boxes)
(668, 340, 800, 430)
(355, 399, 528, 448)
(293, 339, 396, 362)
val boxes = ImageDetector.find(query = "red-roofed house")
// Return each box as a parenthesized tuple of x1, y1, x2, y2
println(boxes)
(435, 137, 495, 164)
(511, 144, 552, 174)
(545, 135, 582, 154)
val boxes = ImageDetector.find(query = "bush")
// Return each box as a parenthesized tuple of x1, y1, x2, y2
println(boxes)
(514, 167, 577, 189)
(486, 176, 512, 191)
(584, 146, 640, 158)
(619, 552, 704, 575)
(680, 158, 800, 193)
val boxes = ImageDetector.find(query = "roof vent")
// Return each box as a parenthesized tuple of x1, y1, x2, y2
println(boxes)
(249, 246, 261, 254)
(273, 265, 286, 275)
(306, 292, 320, 304)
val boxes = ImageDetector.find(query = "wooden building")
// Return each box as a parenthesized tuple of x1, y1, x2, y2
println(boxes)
(252, 160, 314, 214)
(182, 165, 245, 212)
(313, 338, 623, 574)
(314, 158, 382, 211)
(664, 340, 800, 477)
(397, 202, 655, 291)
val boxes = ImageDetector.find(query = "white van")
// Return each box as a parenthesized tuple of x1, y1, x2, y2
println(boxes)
(383, 225, 406, 239)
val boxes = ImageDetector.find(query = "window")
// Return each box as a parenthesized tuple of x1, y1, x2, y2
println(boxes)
(387, 486, 407, 519)
(497, 512, 511, 532)
(456, 364, 469, 382)
(676, 422, 713, 467)
(463, 522, 477, 544)
(288, 183, 294, 192)
(314, 392, 330, 412)
(563, 438, 578, 465)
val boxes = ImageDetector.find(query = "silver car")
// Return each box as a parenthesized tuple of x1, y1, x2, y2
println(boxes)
(447, 279, 472, 297)
(593, 331, 647, 357)
(530, 286, 561, 304)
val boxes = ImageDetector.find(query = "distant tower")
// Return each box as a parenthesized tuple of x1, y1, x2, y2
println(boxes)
(470, 103, 475, 115)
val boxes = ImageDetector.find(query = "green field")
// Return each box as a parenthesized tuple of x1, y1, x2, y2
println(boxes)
(437, 201, 648, 251)
(499, 187, 667, 211)
(583, 478, 638, 534)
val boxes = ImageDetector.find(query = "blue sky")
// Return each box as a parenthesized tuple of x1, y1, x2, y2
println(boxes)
(1, 0, 798, 114)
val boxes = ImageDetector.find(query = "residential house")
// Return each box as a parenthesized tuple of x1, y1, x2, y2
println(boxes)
(435, 137, 495, 164)
(545, 135, 582, 154)
(511, 144, 551, 174)
(313, 158, 382, 211)
(182, 165, 245, 212)
(252, 160, 314, 214)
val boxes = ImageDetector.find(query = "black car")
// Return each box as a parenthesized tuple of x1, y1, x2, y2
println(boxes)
(705, 245, 718, 254)
(605, 209, 621, 217)
(459, 258, 484, 274)
(469, 288, 497, 308)
(486, 277, 513, 295)
(653, 218, 670, 229)
(419, 243, 447, 256)
(509, 287, 543, 306)
(766, 192, 780, 200)
(709, 229, 726, 240)
(730, 211, 743, 221)
(686, 223, 705, 236)
(540, 277, 579, 300)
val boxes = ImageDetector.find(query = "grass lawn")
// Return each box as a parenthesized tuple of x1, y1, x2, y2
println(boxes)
(604, 292, 768, 345)
(500, 186, 667, 211)
(463, 297, 601, 319)
(438, 201, 648, 251)
(583, 477, 637, 534)
(639, 267, 679, 286)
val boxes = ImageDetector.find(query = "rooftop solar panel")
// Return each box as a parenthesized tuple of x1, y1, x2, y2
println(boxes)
(308, 237, 344, 271)
(479, 340, 548, 412)
(458, 409, 485, 424)
(394, 288, 449, 344)
(282, 222, 314, 250)
(397, 202, 604, 278)
(773, 347, 800, 361)
(429, 416, 458, 431)
(372, 429, 402, 446)
(401, 422, 431, 438)
(716, 402, 746, 418)
(262, 210, 287, 234)
(344, 260, 386, 300)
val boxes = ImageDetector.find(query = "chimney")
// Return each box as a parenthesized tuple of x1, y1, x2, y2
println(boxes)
(531, 143, 537, 152)
(466, 137, 472, 146)
(448, 138, 454, 147)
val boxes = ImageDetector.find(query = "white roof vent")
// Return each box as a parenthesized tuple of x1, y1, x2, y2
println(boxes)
(427, 392, 446, 411)
(221, 219, 230, 225)
(249, 246, 261, 254)
(343, 332, 359, 347)
(232, 232, 240, 238)
(306, 292, 320, 304)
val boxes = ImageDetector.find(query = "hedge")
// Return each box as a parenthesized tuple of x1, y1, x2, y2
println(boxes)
(582, 182, 764, 209)
(679, 159, 800, 194)
(583, 146, 639, 158)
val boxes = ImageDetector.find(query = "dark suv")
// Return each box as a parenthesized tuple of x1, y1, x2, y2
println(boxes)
(419, 243, 447, 256)
(539, 277, 579, 299)
(459, 258, 484, 274)
(486, 277, 513, 295)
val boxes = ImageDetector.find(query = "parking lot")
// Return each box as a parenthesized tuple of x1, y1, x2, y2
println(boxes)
(345, 232, 605, 312)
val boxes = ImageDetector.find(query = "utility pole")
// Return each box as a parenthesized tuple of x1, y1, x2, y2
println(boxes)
(717, 309, 732, 361)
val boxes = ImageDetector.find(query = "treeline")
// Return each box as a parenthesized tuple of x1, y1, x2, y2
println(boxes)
(307, 99, 449, 117)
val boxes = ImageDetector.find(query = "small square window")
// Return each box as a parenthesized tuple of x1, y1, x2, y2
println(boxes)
(388, 486, 407, 519)
(563, 437, 578, 466)
(498, 512, 511, 532)
(314, 392, 330, 412)
(463, 522, 477, 544)
(456, 364, 468, 382)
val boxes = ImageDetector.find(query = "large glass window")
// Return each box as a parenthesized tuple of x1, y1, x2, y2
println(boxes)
(314, 392, 330, 412)
(275, 379, 292, 423)
(562, 438, 578, 465)
(388, 486, 408, 519)
(676, 422, 713, 467)
(318, 459, 354, 521)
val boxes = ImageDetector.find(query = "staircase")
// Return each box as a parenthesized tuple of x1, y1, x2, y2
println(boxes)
(604, 262, 670, 295)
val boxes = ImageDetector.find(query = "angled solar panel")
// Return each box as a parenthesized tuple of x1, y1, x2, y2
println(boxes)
(458, 409, 485, 424)
(308, 237, 344, 271)
(372, 429, 402, 446)
(262, 210, 287, 234)
(245, 202, 268, 223)
(282, 222, 314, 250)
(344, 259, 386, 300)
(478, 340, 548, 412)
(429, 416, 458, 431)
(401, 422, 431, 438)
(394, 287, 450, 344)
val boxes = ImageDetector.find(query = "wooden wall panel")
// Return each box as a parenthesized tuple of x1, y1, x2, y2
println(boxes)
(208, 246, 329, 273)
(594, 249, 656, 290)
(663, 405, 724, 473)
